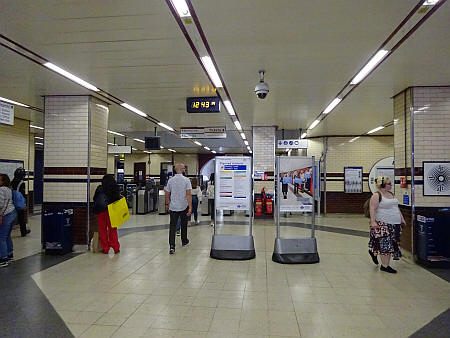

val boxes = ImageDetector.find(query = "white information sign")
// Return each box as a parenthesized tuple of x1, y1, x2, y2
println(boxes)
(369, 157, 395, 193)
(108, 145, 132, 154)
(181, 127, 226, 139)
(344, 167, 363, 193)
(0, 102, 14, 126)
(277, 139, 308, 149)
(215, 156, 251, 211)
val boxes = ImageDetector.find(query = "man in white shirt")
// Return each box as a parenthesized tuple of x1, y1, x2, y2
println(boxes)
(164, 163, 192, 254)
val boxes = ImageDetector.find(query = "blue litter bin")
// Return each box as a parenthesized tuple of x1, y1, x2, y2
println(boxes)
(42, 209, 73, 255)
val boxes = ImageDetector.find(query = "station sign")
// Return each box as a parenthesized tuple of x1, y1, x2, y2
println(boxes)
(186, 96, 220, 113)
(181, 126, 226, 139)
(108, 145, 132, 154)
(0, 102, 14, 126)
(277, 139, 308, 149)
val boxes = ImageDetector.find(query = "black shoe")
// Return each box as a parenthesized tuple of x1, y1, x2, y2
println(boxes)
(369, 250, 378, 265)
(182, 240, 190, 247)
(7, 254, 13, 262)
(380, 265, 397, 274)
(169, 247, 175, 255)
(0, 259, 9, 267)
(21, 229, 31, 237)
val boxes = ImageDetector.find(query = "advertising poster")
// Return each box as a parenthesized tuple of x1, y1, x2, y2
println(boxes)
(278, 157, 314, 212)
(344, 167, 363, 193)
(216, 157, 252, 210)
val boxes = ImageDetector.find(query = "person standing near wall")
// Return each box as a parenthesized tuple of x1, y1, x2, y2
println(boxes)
(165, 163, 192, 254)
(207, 173, 215, 226)
(93, 174, 121, 254)
(0, 174, 17, 267)
(190, 178, 201, 225)
(11, 168, 30, 237)
(368, 176, 405, 273)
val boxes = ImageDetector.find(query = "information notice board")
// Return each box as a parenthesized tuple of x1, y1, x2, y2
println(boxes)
(344, 166, 363, 193)
(215, 156, 252, 211)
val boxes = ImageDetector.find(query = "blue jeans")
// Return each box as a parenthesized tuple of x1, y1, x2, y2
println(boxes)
(192, 195, 198, 222)
(0, 210, 17, 259)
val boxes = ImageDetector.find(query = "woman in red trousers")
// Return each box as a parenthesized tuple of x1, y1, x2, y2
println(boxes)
(93, 174, 121, 254)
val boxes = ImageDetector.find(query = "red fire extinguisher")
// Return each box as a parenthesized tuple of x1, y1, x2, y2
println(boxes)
(400, 177, 407, 188)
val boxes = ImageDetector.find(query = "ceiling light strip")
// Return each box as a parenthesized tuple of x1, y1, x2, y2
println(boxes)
(44, 62, 99, 92)
(306, 0, 445, 130)
(0, 96, 29, 107)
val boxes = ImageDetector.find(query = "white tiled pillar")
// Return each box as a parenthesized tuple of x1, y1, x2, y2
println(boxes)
(393, 86, 450, 256)
(43, 96, 109, 247)
(252, 126, 276, 216)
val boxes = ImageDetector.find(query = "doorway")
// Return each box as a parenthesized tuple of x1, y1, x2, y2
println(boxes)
(134, 162, 146, 184)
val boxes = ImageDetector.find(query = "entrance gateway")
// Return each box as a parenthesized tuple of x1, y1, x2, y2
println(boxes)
(272, 156, 320, 264)
(210, 156, 255, 260)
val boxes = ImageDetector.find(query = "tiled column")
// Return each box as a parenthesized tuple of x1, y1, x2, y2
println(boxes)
(43, 96, 109, 248)
(393, 86, 450, 255)
(252, 126, 276, 196)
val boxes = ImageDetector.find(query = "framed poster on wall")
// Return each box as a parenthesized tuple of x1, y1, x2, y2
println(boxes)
(344, 166, 363, 193)
(0, 159, 24, 181)
(423, 161, 450, 196)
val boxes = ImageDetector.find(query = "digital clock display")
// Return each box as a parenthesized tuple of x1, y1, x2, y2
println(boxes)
(186, 97, 220, 113)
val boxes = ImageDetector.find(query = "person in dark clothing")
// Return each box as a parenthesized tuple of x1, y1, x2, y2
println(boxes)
(93, 174, 121, 254)
(11, 168, 30, 237)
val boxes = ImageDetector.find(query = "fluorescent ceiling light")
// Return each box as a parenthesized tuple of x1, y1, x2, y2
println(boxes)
(168, 148, 176, 152)
(35, 142, 44, 146)
(244, 140, 249, 146)
(194, 141, 202, 146)
(423, 0, 440, 5)
(234, 120, 242, 131)
(308, 119, 320, 130)
(351, 50, 389, 85)
(211, 150, 216, 154)
(158, 122, 175, 132)
(107, 142, 115, 146)
(96, 104, 109, 111)
(121, 103, 147, 117)
(367, 126, 385, 134)
(108, 130, 124, 137)
(133, 138, 145, 143)
(144, 151, 152, 154)
(0, 96, 29, 107)
(240, 132, 246, 140)
(349, 136, 360, 143)
(247, 146, 251, 151)
(35, 136, 44, 140)
(160, 146, 164, 149)
(43, 62, 99, 92)
(323, 98, 342, 115)
(223, 100, 235, 115)
(204, 146, 211, 150)
(30, 125, 44, 130)
(249, 150, 253, 154)
(200, 56, 223, 88)
(172, 0, 190, 17)
(132, 147, 137, 151)
(301, 132, 307, 139)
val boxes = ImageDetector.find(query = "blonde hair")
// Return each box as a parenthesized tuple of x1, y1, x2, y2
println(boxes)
(375, 176, 391, 190)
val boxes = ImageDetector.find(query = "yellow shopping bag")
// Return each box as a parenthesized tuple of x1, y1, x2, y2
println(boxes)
(107, 197, 130, 228)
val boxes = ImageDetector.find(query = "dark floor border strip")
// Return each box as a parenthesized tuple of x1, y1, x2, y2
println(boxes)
(409, 308, 450, 338)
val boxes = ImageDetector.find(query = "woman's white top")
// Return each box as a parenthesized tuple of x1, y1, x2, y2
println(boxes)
(207, 184, 215, 199)
(0, 186, 15, 215)
(375, 194, 401, 224)
(191, 187, 202, 199)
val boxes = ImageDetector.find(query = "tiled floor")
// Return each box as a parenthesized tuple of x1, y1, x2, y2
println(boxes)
(26, 212, 450, 338)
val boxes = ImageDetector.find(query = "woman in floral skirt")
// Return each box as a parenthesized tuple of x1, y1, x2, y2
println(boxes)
(368, 176, 405, 273)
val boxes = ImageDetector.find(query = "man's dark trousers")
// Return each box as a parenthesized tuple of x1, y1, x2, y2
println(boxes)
(169, 207, 188, 248)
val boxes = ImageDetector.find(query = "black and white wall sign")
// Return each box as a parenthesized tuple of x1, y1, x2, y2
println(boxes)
(0, 102, 14, 125)
(344, 166, 363, 193)
(423, 161, 450, 196)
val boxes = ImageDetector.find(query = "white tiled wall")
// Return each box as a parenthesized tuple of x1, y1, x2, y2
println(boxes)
(253, 126, 275, 193)
(44, 182, 87, 203)
(413, 87, 450, 207)
(0, 117, 30, 170)
(44, 96, 89, 167)
(89, 98, 108, 169)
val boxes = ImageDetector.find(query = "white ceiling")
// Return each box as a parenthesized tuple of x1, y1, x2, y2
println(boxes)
(1, 0, 449, 151)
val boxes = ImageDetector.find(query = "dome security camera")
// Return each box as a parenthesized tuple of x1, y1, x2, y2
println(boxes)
(255, 70, 269, 99)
